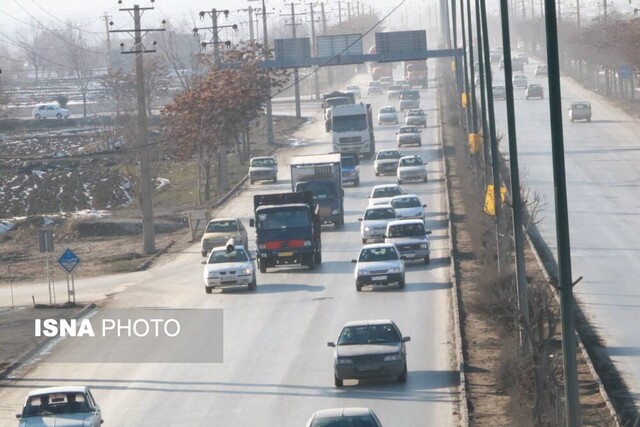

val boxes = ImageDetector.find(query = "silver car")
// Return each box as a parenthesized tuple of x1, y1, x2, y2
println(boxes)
(389, 194, 426, 220)
(17, 386, 103, 427)
(396, 125, 422, 147)
(397, 155, 428, 184)
(368, 184, 404, 207)
(306, 408, 383, 427)
(328, 319, 410, 386)
(377, 105, 398, 125)
(248, 156, 278, 184)
(374, 149, 402, 176)
(359, 205, 398, 243)
(202, 241, 256, 292)
(405, 108, 427, 127)
(385, 219, 431, 264)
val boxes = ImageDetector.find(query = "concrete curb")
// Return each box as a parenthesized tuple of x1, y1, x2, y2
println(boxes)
(436, 61, 469, 426)
(0, 303, 97, 380)
(133, 240, 176, 272)
(525, 232, 622, 426)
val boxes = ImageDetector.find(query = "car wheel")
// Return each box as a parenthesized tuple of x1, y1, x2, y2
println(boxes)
(272, 177, 277, 183)
(570, 118, 574, 123)
(354, 178, 359, 186)
(306, 254, 316, 270)
(56, 113, 62, 119)
(424, 255, 430, 264)
(587, 117, 591, 122)
(250, 179, 255, 184)
(398, 278, 405, 289)
(362, 238, 367, 244)
(423, 177, 428, 183)
(248, 276, 256, 291)
(418, 142, 422, 146)
(335, 375, 344, 387)
(315, 251, 322, 265)
(259, 259, 267, 273)
(398, 179, 402, 184)
(356, 282, 362, 292)
(205, 287, 213, 294)
(526, 96, 529, 100)
(398, 363, 408, 383)
(375, 171, 380, 176)
(35, 114, 42, 120)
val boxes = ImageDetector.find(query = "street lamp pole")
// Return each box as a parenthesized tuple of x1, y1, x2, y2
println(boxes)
(250, 0, 274, 144)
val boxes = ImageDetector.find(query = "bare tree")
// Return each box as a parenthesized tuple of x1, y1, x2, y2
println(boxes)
(14, 24, 46, 83)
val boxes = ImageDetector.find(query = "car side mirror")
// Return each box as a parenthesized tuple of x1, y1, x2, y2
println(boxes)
(422, 204, 427, 208)
(402, 336, 411, 343)
(327, 342, 335, 347)
(16, 414, 21, 420)
(250, 257, 256, 261)
(351, 259, 357, 263)
(201, 260, 207, 265)
(249, 219, 255, 227)
(358, 218, 363, 222)
(400, 256, 408, 260)
(426, 230, 432, 235)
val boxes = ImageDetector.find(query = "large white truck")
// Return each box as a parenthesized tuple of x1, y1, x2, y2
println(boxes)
(330, 103, 376, 159)
(290, 153, 344, 227)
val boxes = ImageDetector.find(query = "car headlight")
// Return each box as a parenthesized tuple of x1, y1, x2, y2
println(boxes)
(357, 269, 369, 276)
(303, 240, 312, 247)
(420, 243, 428, 249)
(336, 357, 353, 365)
(383, 354, 402, 362)
(364, 226, 371, 232)
(388, 267, 401, 273)
(208, 271, 218, 278)
(243, 267, 253, 274)
(332, 208, 340, 215)
(258, 244, 266, 250)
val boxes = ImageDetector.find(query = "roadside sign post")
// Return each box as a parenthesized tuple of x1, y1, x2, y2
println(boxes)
(58, 248, 80, 304)
(38, 228, 55, 306)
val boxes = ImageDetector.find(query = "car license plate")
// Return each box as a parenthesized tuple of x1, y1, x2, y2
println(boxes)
(372, 275, 387, 281)
(279, 251, 293, 257)
(221, 280, 237, 284)
(404, 253, 415, 258)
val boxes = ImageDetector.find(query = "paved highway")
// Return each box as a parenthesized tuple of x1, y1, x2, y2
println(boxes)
(0, 71, 458, 425)
(490, 58, 640, 409)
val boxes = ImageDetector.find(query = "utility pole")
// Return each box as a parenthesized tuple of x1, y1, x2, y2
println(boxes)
(347, 1, 352, 20)
(466, 0, 478, 135)
(320, 2, 332, 87)
(239, 6, 256, 42)
(308, 2, 320, 100)
(499, 0, 530, 349)
(283, 2, 302, 118)
(194, 9, 239, 192)
(337, 1, 343, 24)
(544, 0, 581, 423)
(576, 0, 581, 32)
(110, 3, 165, 254)
(103, 13, 113, 71)
(255, 0, 275, 145)
(458, 0, 472, 134)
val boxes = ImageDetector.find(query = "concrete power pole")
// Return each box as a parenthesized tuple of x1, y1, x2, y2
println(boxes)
(337, 1, 343, 24)
(103, 13, 113, 71)
(284, 2, 302, 118)
(320, 2, 332, 87)
(309, 3, 320, 100)
(110, 3, 165, 254)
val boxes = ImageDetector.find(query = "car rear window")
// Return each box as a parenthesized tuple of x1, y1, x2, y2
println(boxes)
(377, 151, 400, 160)
(388, 222, 425, 237)
(206, 221, 238, 232)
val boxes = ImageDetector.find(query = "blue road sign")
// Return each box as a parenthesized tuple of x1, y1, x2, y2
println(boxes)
(619, 64, 633, 80)
(58, 248, 80, 274)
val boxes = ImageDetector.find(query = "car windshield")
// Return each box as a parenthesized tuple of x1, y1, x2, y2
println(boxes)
(22, 393, 90, 417)
(388, 85, 401, 91)
(326, 97, 351, 108)
(400, 91, 420, 100)
(251, 158, 274, 167)
(338, 324, 401, 345)
(208, 248, 249, 264)
(392, 197, 421, 209)
(399, 157, 424, 167)
(346, 86, 359, 90)
(399, 127, 418, 134)
(257, 207, 310, 230)
(372, 187, 402, 198)
(341, 157, 357, 168)
(379, 107, 395, 113)
(364, 208, 396, 220)
(407, 110, 424, 116)
(206, 220, 238, 233)
(388, 222, 426, 237)
(332, 115, 367, 132)
(310, 416, 378, 427)
(377, 151, 400, 160)
(573, 103, 589, 109)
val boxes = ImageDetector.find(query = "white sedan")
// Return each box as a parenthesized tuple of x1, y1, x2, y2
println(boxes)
(377, 105, 399, 125)
(202, 239, 256, 292)
(389, 194, 427, 219)
(344, 84, 361, 98)
(359, 205, 398, 243)
(397, 155, 428, 184)
(17, 386, 103, 427)
(352, 243, 406, 291)
(368, 183, 404, 207)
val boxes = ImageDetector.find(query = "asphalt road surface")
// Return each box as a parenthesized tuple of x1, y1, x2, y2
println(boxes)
(0, 70, 458, 426)
(491, 58, 640, 410)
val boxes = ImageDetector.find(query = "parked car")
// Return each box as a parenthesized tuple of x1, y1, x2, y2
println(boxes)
(368, 184, 404, 207)
(344, 84, 361, 98)
(396, 125, 422, 147)
(32, 103, 71, 120)
(526, 83, 544, 99)
(201, 218, 249, 257)
(377, 105, 399, 125)
(367, 81, 383, 95)
(306, 408, 383, 427)
(389, 194, 426, 220)
(248, 156, 278, 184)
(373, 149, 402, 176)
(359, 205, 398, 243)
(397, 155, 428, 183)
(512, 74, 528, 89)
(399, 90, 420, 112)
(568, 101, 591, 122)
(16, 386, 103, 427)
(202, 239, 256, 292)
(328, 319, 410, 384)
(385, 219, 432, 263)
(387, 85, 402, 100)
(351, 243, 405, 291)
(405, 108, 427, 127)
(493, 85, 506, 100)
(340, 154, 360, 186)
(535, 64, 548, 76)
